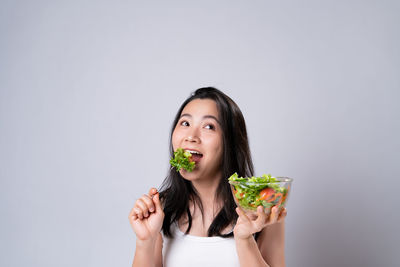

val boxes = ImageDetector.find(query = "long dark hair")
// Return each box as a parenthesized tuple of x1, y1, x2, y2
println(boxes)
(159, 87, 254, 237)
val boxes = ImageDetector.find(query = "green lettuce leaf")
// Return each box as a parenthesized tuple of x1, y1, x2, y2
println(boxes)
(170, 148, 195, 172)
(228, 172, 287, 210)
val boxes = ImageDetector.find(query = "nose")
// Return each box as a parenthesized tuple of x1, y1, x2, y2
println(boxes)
(184, 127, 201, 143)
(185, 135, 200, 143)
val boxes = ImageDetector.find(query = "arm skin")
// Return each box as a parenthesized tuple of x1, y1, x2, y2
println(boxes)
(132, 233, 163, 267)
(129, 188, 164, 267)
(234, 206, 286, 267)
(257, 221, 285, 267)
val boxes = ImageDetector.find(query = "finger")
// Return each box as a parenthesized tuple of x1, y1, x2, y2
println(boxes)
(130, 212, 138, 221)
(141, 194, 156, 213)
(148, 187, 158, 197)
(128, 206, 136, 217)
(128, 207, 138, 222)
(153, 192, 163, 213)
(269, 205, 280, 223)
(277, 208, 287, 222)
(135, 199, 150, 218)
(255, 205, 268, 225)
(235, 207, 250, 222)
(133, 207, 144, 220)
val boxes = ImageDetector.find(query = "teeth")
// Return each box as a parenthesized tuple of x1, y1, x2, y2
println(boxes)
(186, 150, 202, 155)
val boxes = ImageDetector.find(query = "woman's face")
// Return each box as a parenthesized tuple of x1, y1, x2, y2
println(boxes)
(172, 98, 223, 182)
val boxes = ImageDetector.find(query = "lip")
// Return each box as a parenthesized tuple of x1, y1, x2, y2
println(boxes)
(183, 148, 203, 155)
(183, 148, 203, 164)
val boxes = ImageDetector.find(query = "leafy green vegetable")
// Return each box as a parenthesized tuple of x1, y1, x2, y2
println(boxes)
(228, 172, 289, 210)
(170, 148, 195, 172)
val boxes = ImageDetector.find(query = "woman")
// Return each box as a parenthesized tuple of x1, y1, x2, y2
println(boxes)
(129, 87, 287, 267)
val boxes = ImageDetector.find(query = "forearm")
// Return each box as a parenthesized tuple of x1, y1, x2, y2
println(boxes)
(235, 236, 270, 267)
(257, 222, 286, 267)
(132, 236, 160, 267)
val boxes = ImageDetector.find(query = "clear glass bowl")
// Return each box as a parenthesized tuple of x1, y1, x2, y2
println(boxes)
(229, 177, 293, 218)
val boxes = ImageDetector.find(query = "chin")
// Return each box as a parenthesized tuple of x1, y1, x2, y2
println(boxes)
(180, 169, 200, 181)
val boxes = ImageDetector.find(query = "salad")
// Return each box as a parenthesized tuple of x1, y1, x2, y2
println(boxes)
(228, 172, 290, 211)
(170, 148, 195, 172)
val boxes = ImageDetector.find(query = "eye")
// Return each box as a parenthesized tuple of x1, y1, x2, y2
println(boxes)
(180, 120, 190, 127)
(204, 124, 215, 130)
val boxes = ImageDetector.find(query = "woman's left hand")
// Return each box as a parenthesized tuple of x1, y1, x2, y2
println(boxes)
(233, 205, 287, 240)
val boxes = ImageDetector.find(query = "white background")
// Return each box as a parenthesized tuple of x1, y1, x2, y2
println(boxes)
(1, 0, 399, 266)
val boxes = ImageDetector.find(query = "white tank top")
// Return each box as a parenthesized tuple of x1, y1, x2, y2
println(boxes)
(162, 223, 240, 267)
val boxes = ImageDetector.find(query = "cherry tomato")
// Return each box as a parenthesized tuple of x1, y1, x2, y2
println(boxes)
(258, 187, 275, 201)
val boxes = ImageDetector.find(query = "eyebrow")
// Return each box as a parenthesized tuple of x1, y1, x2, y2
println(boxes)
(180, 113, 221, 125)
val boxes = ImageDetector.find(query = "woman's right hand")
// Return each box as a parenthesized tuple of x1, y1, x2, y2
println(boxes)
(129, 188, 165, 241)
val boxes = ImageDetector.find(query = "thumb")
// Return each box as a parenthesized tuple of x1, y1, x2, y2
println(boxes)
(153, 192, 163, 213)
(148, 187, 158, 196)
(236, 207, 250, 222)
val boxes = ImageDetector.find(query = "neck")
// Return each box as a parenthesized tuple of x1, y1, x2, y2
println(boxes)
(179, 172, 231, 236)
(190, 172, 222, 212)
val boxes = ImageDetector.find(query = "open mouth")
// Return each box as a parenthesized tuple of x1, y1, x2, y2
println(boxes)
(185, 149, 203, 163)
